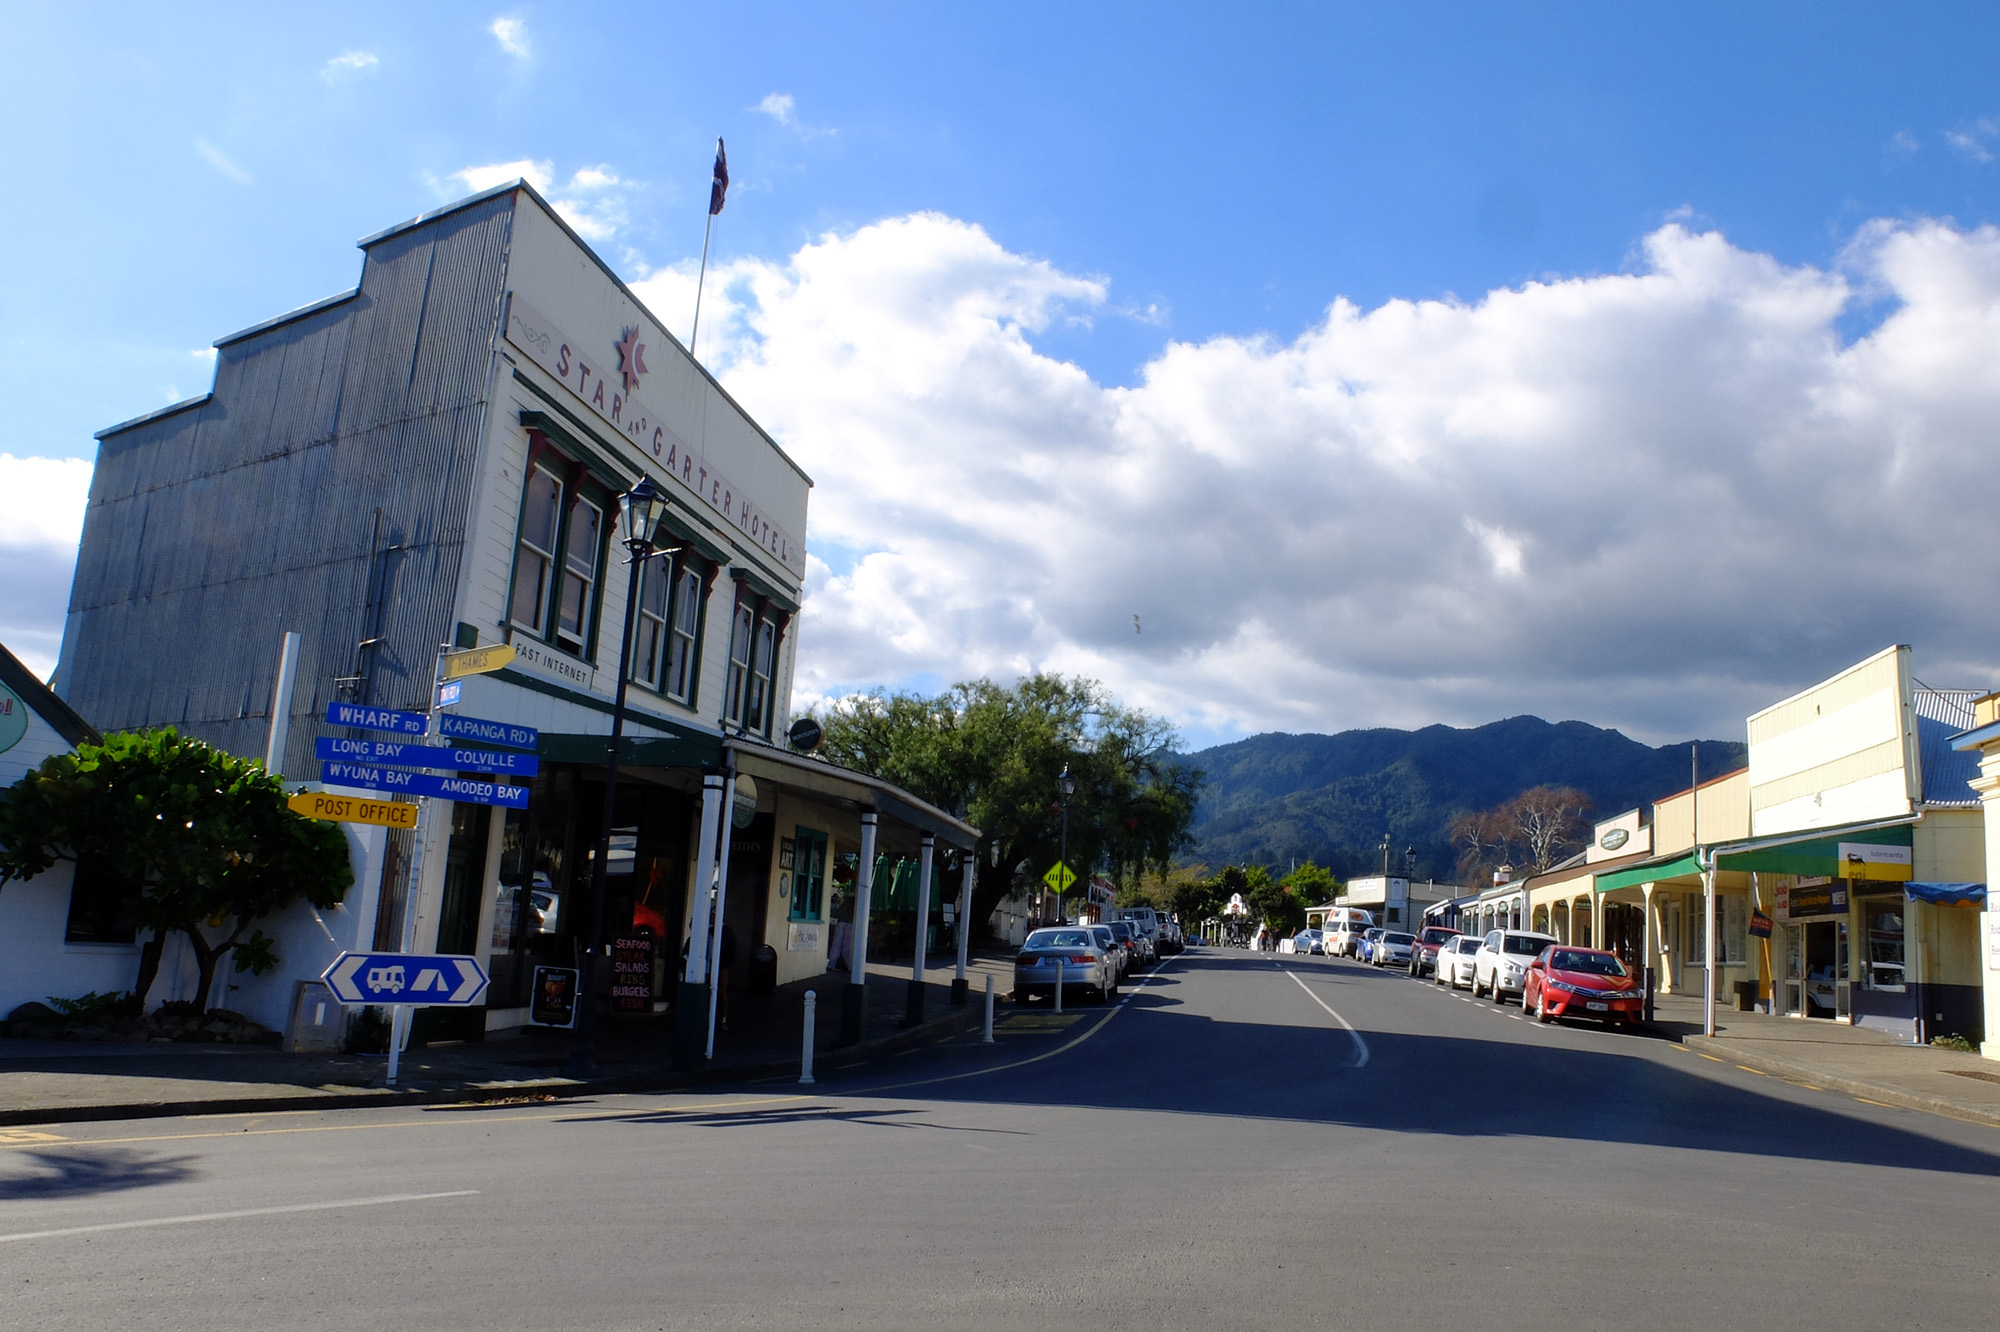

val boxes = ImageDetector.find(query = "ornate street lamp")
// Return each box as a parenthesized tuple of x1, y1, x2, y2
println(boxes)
(567, 478, 670, 1077)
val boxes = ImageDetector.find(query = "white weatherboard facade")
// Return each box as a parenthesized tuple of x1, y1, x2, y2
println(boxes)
(1748, 646, 1922, 837)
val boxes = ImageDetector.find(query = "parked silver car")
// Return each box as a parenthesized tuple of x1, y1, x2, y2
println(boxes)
(1372, 931, 1415, 967)
(1014, 928, 1117, 1004)
(1088, 924, 1130, 983)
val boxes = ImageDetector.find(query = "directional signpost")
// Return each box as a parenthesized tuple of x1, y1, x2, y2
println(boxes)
(313, 735, 540, 777)
(438, 712, 539, 752)
(440, 644, 517, 680)
(324, 701, 429, 735)
(323, 951, 490, 1085)
(318, 761, 530, 809)
(287, 791, 419, 830)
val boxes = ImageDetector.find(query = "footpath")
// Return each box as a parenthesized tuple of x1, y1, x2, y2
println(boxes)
(1646, 991, 2000, 1129)
(0, 952, 1014, 1128)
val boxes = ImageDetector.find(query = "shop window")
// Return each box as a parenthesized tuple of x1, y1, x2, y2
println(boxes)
(1684, 892, 1705, 964)
(1858, 897, 1905, 991)
(1722, 894, 1748, 966)
(507, 437, 611, 660)
(790, 828, 828, 922)
(65, 854, 138, 945)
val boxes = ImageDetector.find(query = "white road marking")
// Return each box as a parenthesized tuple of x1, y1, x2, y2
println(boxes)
(1282, 970, 1370, 1068)
(0, 1190, 479, 1244)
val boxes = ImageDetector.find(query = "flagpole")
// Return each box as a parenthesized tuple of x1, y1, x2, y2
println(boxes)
(690, 210, 714, 359)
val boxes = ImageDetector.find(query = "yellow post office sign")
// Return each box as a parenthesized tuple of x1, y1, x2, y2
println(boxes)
(289, 791, 420, 830)
(441, 644, 517, 680)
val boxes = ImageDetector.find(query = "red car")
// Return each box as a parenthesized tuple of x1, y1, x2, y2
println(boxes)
(1407, 926, 1461, 977)
(1522, 946, 1643, 1025)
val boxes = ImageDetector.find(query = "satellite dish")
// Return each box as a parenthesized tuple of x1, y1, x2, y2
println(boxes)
(787, 717, 824, 753)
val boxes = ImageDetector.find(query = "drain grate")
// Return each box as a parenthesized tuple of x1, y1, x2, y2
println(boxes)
(1944, 1069, 2000, 1086)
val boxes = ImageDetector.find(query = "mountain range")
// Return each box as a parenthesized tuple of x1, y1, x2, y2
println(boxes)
(1180, 717, 1747, 886)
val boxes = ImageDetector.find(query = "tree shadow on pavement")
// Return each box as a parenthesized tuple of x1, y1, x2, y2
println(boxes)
(0, 1149, 200, 1200)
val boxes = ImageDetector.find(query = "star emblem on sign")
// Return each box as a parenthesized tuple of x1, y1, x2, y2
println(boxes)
(614, 325, 648, 394)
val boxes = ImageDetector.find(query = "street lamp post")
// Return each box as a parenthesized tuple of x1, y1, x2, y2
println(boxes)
(567, 477, 669, 1079)
(1057, 764, 1076, 924)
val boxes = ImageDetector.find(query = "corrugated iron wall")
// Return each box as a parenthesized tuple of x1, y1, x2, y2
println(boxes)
(62, 193, 517, 778)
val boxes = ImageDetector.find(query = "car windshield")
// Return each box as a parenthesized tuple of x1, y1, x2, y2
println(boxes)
(1550, 950, 1628, 976)
(1365, 929, 1384, 939)
(1106, 922, 1133, 939)
(1503, 935, 1552, 956)
(1027, 930, 1093, 950)
(1383, 933, 1415, 945)
(1090, 928, 1115, 946)
(1419, 930, 1457, 944)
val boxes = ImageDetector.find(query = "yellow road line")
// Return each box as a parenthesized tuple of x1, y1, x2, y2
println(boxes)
(1697, 1052, 1725, 1062)
(1855, 1097, 1896, 1108)
(1735, 1065, 1768, 1076)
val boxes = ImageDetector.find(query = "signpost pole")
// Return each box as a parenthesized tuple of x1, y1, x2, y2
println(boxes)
(386, 644, 451, 1087)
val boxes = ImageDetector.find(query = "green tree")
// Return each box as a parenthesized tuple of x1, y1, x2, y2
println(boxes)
(1245, 865, 1305, 936)
(1280, 859, 1338, 904)
(813, 674, 1203, 936)
(0, 728, 354, 1011)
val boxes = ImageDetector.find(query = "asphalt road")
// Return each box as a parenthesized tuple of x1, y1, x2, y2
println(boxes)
(5, 946, 1998, 1330)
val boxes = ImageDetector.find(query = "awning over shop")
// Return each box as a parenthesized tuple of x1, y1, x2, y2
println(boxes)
(728, 739, 981, 850)
(1594, 852, 1701, 894)
(1712, 824, 1911, 876)
(1905, 881, 1986, 906)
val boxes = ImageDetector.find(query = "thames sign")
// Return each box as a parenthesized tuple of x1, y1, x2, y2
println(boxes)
(323, 952, 489, 1005)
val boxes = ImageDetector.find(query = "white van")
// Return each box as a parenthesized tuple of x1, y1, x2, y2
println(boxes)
(1118, 907, 1170, 957)
(1325, 909, 1375, 958)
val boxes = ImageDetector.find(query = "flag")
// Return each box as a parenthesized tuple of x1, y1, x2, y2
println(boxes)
(708, 138, 729, 216)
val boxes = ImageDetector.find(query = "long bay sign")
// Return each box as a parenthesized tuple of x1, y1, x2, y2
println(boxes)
(504, 294, 805, 577)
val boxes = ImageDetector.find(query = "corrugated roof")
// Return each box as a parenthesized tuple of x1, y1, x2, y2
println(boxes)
(1914, 684, 1981, 806)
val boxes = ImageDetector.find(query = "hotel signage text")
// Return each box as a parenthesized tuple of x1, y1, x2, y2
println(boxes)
(505, 295, 805, 577)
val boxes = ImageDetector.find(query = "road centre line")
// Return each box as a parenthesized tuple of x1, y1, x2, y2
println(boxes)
(0, 1190, 479, 1244)
(1281, 969, 1370, 1068)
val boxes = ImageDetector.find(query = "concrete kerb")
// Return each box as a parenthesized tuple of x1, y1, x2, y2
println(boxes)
(1680, 1033, 2000, 1130)
(0, 1000, 988, 1130)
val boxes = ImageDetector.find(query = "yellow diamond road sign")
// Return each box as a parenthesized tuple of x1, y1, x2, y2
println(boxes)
(441, 644, 517, 680)
(1042, 862, 1076, 894)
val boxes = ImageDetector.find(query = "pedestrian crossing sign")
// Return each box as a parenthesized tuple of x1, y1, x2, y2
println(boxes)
(1042, 861, 1076, 894)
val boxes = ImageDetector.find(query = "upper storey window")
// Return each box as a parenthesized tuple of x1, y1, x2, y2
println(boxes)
(509, 435, 610, 660)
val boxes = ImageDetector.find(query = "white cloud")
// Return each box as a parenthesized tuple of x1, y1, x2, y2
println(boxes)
(0, 454, 94, 679)
(1890, 129, 1920, 156)
(322, 50, 379, 80)
(568, 165, 620, 190)
(195, 139, 253, 186)
(452, 159, 552, 193)
(550, 195, 626, 241)
(490, 16, 530, 59)
(633, 213, 2000, 743)
(1946, 118, 1998, 163)
(753, 91, 833, 139)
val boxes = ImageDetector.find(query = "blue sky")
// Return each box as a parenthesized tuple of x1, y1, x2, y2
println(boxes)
(8, 3, 2000, 745)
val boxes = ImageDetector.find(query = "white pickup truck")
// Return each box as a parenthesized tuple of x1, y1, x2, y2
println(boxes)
(1118, 907, 1179, 957)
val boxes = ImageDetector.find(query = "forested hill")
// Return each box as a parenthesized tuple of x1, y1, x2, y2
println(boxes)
(1181, 717, 1746, 883)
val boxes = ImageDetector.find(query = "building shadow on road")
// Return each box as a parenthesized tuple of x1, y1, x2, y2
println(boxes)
(0, 1149, 200, 1200)
(773, 950, 2000, 1179)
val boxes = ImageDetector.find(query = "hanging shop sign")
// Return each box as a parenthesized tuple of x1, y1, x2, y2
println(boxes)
(1838, 842, 1912, 883)
(313, 736, 540, 776)
(1748, 909, 1773, 939)
(1782, 877, 1849, 920)
(319, 761, 530, 809)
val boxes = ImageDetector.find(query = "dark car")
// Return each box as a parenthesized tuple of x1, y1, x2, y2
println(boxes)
(1407, 926, 1462, 977)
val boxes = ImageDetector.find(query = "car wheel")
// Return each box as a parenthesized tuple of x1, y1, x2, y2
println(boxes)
(1535, 989, 1551, 1023)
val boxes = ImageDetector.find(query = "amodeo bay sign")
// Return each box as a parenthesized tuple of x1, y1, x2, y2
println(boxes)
(505, 294, 805, 578)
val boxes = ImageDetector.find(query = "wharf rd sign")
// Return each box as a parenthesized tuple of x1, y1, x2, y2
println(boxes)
(325, 702, 428, 735)
(323, 952, 489, 1005)
(441, 644, 517, 680)
(437, 712, 539, 752)
(287, 791, 419, 830)
(319, 761, 531, 809)
(505, 295, 806, 578)
(314, 736, 541, 777)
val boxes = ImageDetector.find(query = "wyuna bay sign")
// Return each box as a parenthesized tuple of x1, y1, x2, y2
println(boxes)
(505, 294, 805, 578)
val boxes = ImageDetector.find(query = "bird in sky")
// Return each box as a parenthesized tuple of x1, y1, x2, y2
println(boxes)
(1133, 614, 1142, 634)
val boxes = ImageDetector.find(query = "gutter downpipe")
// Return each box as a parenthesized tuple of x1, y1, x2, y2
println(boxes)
(1699, 843, 1717, 1037)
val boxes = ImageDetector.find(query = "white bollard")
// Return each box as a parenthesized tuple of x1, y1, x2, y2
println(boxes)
(983, 972, 995, 1044)
(800, 990, 817, 1085)
(1055, 958, 1064, 1014)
